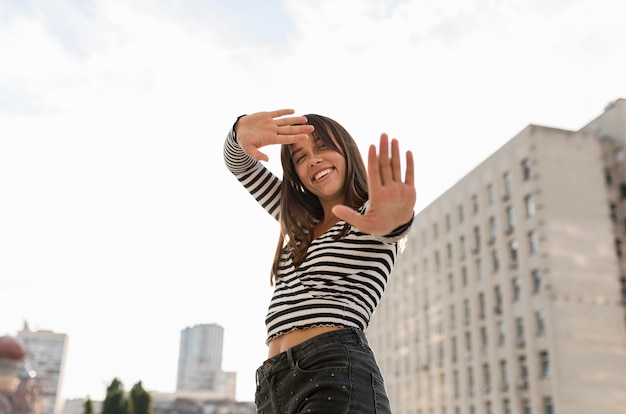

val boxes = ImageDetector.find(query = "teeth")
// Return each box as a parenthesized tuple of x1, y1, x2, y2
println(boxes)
(314, 168, 332, 181)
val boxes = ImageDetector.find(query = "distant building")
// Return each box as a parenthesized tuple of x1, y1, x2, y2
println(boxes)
(176, 323, 236, 400)
(17, 323, 68, 414)
(368, 98, 626, 414)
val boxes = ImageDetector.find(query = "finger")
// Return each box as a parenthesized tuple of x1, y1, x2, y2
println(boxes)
(276, 124, 314, 135)
(275, 125, 314, 144)
(276, 116, 308, 126)
(269, 109, 295, 118)
(404, 150, 415, 186)
(367, 144, 381, 190)
(390, 138, 402, 182)
(248, 148, 269, 162)
(332, 205, 365, 229)
(378, 133, 392, 186)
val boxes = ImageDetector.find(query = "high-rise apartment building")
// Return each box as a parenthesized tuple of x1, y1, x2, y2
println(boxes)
(16, 323, 68, 414)
(368, 98, 626, 414)
(176, 323, 236, 400)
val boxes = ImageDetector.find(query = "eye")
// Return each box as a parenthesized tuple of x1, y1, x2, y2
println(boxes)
(295, 154, 306, 164)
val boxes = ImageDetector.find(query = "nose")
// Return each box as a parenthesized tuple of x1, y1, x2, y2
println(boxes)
(309, 155, 322, 167)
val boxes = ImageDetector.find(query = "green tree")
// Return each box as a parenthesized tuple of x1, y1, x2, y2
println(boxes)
(101, 378, 128, 414)
(129, 382, 152, 414)
(82, 397, 94, 414)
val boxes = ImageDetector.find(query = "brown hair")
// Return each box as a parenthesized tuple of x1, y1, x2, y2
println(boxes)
(270, 114, 368, 284)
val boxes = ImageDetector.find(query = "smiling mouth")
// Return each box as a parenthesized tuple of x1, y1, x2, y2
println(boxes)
(313, 168, 334, 181)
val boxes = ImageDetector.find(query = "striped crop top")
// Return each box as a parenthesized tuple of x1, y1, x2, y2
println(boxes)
(223, 126, 413, 344)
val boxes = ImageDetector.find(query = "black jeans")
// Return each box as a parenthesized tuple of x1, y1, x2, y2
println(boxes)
(255, 328, 392, 414)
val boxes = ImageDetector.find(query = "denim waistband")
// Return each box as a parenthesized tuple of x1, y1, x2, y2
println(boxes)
(258, 328, 368, 377)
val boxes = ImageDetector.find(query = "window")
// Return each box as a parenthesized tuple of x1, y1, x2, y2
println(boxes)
(494, 285, 503, 309)
(483, 363, 491, 392)
(522, 398, 531, 414)
(459, 204, 464, 224)
(459, 236, 466, 260)
(450, 305, 456, 329)
(488, 216, 497, 243)
(515, 317, 525, 347)
(487, 183, 494, 205)
(497, 321, 505, 345)
(610, 203, 618, 222)
(478, 292, 486, 319)
(539, 350, 550, 377)
(447, 243, 453, 266)
(446, 214, 451, 232)
(467, 367, 474, 396)
(453, 370, 459, 398)
(524, 194, 536, 217)
(465, 331, 472, 358)
(472, 194, 479, 214)
(503, 171, 512, 199)
(512, 277, 521, 301)
(536, 309, 546, 335)
(519, 356, 528, 381)
(461, 266, 468, 287)
(434, 222, 439, 240)
(438, 341, 445, 366)
(522, 159, 531, 181)
(451, 336, 457, 362)
(506, 206, 516, 233)
(503, 399, 511, 414)
(509, 240, 519, 268)
(499, 359, 509, 389)
(473, 226, 481, 253)
(532, 269, 542, 294)
(616, 238, 623, 259)
(480, 326, 488, 349)
(463, 299, 471, 326)
(528, 231, 539, 254)
(435, 251, 441, 273)
(449, 273, 455, 293)
(543, 396, 554, 414)
(605, 168, 613, 187)
(492, 249, 500, 273)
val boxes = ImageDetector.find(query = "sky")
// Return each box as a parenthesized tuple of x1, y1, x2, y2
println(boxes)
(1, 0, 625, 404)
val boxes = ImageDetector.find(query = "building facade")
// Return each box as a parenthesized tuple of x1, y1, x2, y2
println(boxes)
(176, 323, 236, 400)
(16, 324, 67, 414)
(368, 98, 626, 414)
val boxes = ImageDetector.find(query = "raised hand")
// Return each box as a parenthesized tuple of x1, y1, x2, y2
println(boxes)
(236, 109, 315, 161)
(332, 133, 416, 235)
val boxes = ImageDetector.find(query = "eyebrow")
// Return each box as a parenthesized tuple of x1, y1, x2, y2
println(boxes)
(291, 147, 304, 159)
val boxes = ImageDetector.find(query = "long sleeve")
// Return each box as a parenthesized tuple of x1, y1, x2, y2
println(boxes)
(223, 127, 282, 220)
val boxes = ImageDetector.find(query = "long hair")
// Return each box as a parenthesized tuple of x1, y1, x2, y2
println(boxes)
(270, 114, 368, 284)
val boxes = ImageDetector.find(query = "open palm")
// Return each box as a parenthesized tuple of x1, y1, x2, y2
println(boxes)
(333, 133, 416, 235)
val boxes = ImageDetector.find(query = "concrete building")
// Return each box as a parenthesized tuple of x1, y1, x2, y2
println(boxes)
(16, 324, 67, 414)
(176, 323, 236, 400)
(368, 98, 626, 414)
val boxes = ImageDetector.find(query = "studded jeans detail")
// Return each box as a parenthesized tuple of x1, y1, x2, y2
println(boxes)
(255, 328, 392, 414)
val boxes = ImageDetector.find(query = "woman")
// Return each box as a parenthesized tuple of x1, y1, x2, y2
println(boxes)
(223, 109, 416, 413)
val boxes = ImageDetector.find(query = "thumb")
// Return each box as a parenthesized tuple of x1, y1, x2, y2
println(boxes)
(332, 205, 363, 228)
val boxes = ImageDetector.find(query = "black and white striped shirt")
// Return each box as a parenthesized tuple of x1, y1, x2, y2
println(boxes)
(224, 128, 412, 343)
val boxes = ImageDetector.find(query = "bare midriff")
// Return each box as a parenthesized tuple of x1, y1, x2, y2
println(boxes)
(267, 325, 344, 358)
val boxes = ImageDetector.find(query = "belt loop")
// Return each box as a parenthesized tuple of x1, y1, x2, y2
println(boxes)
(287, 347, 295, 368)
(356, 328, 364, 346)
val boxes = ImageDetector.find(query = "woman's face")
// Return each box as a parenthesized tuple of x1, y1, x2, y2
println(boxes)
(290, 132, 347, 207)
